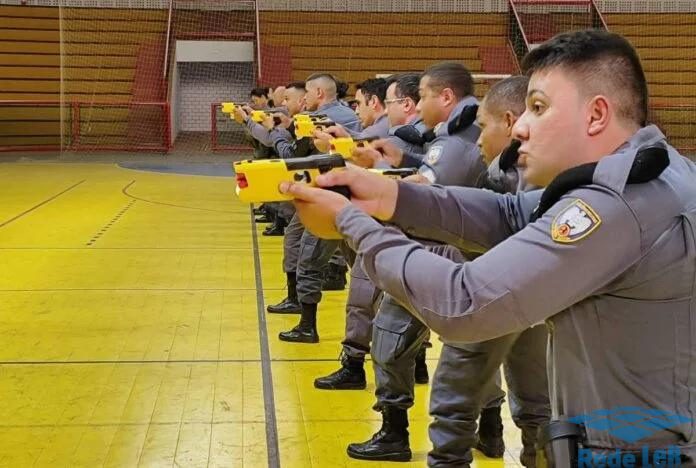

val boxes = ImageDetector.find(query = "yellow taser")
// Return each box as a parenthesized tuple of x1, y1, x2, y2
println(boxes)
(234, 154, 349, 203)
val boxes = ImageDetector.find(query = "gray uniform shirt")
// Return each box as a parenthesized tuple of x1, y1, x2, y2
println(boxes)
(269, 100, 363, 158)
(336, 125, 696, 454)
(480, 154, 536, 194)
(417, 96, 486, 186)
(387, 119, 427, 168)
(245, 119, 274, 148)
(357, 113, 390, 140)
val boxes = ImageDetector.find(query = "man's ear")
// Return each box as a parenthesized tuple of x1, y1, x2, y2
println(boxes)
(441, 88, 456, 107)
(587, 95, 610, 136)
(504, 111, 518, 137)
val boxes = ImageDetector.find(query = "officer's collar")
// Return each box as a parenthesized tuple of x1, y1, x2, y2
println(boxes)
(447, 96, 478, 125)
(436, 96, 479, 137)
(593, 125, 667, 193)
(316, 100, 340, 112)
(372, 113, 389, 127)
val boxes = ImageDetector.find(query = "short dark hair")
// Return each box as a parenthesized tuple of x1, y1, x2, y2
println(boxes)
(386, 73, 421, 104)
(336, 80, 349, 100)
(522, 29, 648, 126)
(423, 62, 474, 100)
(483, 75, 529, 117)
(306, 73, 337, 85)
(286, 81, 306, 91)
(356, 78, 388, 105)
(250, 87, 269, 98)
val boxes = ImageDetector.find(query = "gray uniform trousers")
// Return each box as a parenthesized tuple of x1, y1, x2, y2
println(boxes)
(282, 213, 304, 274)
(269, 201, 295, 223)
(371, 299, 503, 413)
(428, 324, 550, 466)
(296, 228, 341, 305)
(342, 253, 382, 358)
(371, 245, 483, 411)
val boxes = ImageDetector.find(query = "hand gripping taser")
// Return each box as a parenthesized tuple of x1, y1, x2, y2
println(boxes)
(234, 154, 350, 203)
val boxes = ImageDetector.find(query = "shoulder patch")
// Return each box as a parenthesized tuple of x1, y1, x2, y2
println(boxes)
(551, 199, 602, 243)
(426, 145, 443, 165)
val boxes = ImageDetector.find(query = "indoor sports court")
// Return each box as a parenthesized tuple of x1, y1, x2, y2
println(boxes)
(0, 160, 522, 466)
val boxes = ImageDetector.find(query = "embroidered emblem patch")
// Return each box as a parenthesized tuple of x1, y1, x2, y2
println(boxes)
(426, 145, 443, 165)
(551, 199, 602, 243)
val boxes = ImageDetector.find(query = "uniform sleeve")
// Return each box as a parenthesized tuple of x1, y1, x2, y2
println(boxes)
(246, 119, 273, 147)
(270, 127, 296, 159)
(417, 139, 486, 186)
(337, 186, 641, 343)
(389, 181, 540, 252)
(384, 136, 424, 168)
(400, 151, 424, 168)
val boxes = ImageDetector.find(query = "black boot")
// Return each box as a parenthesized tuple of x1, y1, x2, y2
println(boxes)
(267, 273, 300, 314)
(414, 346, 429, 384)
(476, 406, 505, 458)
(255, 205, 274, 224)
(279, 302, 319, 343)
(263, 215, 286, 236)
(519, 425, 539, 468)
(253, 204, 266, 216)
(314, 353, 366, 390)
(321, 262, 347, 291)
(347, 407, 412, 461)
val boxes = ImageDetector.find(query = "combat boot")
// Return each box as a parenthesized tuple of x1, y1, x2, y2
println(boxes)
(279, 302, 319, 343)
(520, 425, 539, 467)
(347, 407, 412, 462)
(267, 273, 301, 314)
(314, 353, 366, 390)
(476, 406, 505, 458)
(321, 262, 347, 291)
(263, 215, 286, 236)
(414, 346, 429, 384)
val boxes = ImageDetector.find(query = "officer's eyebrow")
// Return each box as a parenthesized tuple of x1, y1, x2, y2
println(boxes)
(527, 89, 549, 99)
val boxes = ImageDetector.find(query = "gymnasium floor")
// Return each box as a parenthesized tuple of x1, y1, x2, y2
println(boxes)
(0, 161, 523, 467)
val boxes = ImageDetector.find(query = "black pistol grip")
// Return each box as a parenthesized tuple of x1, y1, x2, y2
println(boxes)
(328, 185, 351, 199)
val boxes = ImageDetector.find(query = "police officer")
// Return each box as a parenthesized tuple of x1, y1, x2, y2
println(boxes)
(270, 74, 363, 342)
(310, 78, 389, 292)
(424, 76, 549, 468)
(264, 75, 360, 315)
(344, 63, 488, 462)
(235, 86, 298, 235)
(311, 78, 394, 293)
(285, 30, 696, 464)
(314, 74, 428, 390)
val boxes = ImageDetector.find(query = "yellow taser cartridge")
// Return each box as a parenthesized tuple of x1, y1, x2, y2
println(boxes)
(294, 118, 336, 138)
(329, 136, 378, 159)
(221, 102, 245, 123)
(234, 154, 349, 203)
(250, 110, 268, 123)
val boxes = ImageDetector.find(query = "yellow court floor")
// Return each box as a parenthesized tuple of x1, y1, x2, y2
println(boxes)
(0, 162, 523, 467)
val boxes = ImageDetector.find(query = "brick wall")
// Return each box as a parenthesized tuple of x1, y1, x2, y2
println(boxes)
(176, 62, 255, 132)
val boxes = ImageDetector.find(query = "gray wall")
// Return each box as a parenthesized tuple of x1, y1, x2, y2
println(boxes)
(176, 62, 254, 132)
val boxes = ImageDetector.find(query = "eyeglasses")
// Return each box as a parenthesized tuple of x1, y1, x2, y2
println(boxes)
(384, 98, 409, 105)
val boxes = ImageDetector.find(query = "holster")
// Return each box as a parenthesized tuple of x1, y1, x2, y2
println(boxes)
(536, 419, 585, 468)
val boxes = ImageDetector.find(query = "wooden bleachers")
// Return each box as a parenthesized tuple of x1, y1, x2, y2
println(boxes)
(259, 11, 510, 97)
(0, 5, 168, 149)
(606, 13, 696, 151)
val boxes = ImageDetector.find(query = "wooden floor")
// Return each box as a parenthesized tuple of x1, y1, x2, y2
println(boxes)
(0, 161, 524, 467)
